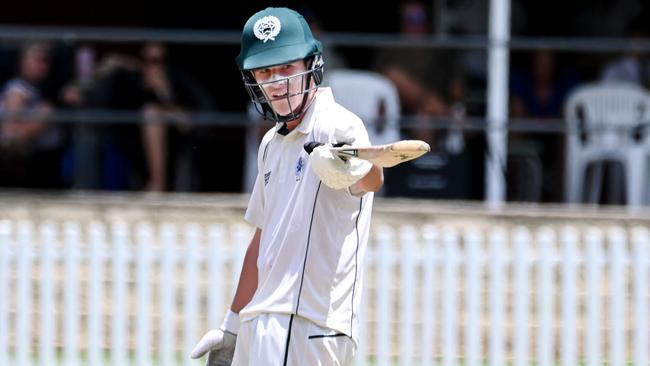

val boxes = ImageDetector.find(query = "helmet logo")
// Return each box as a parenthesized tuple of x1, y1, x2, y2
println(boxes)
(253, 16, 282, 43)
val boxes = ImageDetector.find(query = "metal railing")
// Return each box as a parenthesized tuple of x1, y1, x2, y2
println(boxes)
(2, 25, 650, 53)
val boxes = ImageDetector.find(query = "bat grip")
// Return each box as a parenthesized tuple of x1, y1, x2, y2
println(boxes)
(303, 141, 346, 154)
(303, 141, 324, 154)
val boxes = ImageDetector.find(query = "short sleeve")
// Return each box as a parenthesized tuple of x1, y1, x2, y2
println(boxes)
(244, 129, 274, 228)
(244, 172, 264, 228)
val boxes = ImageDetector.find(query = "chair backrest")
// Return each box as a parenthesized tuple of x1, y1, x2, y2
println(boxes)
(326, 69, 401, 145)
(565, 82, 650, 149)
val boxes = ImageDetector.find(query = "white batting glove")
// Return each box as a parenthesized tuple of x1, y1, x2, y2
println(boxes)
(190, 310, 239, 366)
(310, 145, 372, 190)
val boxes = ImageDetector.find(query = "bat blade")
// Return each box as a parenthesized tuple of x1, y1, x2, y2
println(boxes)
(330, 140, 430, 167)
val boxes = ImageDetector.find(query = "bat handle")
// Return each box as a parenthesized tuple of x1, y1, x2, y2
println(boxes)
(303, 141, 346, 154)
(303, 141, 324, 154)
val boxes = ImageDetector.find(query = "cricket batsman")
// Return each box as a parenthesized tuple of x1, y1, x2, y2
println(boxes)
(191, 6, 383, 365)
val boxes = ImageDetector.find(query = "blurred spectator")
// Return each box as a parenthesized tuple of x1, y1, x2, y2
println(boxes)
(510, 50, 579, 118)
(601, 17, 650, 87)
(0, 41, 66, 188)
(371, 0, 466, 144)
(369, 0, 487, 201)
(59, 45, 96, 188)
(73, 42, 214, 192)
(442, 0, 527, 115)
(508, 49, 580, 202)
(69, 47, 144, 191)
(138, 42, 215, 192)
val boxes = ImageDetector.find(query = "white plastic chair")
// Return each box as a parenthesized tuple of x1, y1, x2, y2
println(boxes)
(564, 82, 650, 206)
(326, 69, 401, 146)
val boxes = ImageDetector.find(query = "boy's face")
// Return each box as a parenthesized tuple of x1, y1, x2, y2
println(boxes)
(252, 59, 309, 117)
(22, 48, 50, 82)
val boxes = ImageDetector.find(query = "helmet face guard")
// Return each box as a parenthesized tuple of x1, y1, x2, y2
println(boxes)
(236, 7, 324, 123)
(242, 54, 324, 123)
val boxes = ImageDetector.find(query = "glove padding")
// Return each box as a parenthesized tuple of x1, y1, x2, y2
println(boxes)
(190, 310, 239, 366)
(310, 145, 372, 190)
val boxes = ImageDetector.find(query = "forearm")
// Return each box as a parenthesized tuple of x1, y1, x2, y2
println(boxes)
(15, 121, 46, 142)
(231, 228, 261, 313)
(355, 164, 383, 193)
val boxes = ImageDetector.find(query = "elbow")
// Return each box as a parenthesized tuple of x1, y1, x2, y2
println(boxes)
(370, 169, 384, 192)
(359, 165, 384, 193)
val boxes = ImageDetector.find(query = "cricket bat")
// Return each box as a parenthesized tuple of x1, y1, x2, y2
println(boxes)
(304, 140, 431, 167)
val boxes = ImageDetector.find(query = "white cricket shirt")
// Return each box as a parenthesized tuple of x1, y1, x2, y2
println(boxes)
(241, 87, 374, 345)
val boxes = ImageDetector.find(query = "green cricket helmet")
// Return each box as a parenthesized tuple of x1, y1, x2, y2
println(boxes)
(236, 7, 324, 123)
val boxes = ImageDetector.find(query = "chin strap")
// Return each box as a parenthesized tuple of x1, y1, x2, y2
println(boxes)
(277, 122, 290, 136)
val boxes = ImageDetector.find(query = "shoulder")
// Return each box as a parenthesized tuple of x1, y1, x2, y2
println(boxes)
(323, 101, 365, 130)
(314, 101, 370, 144)
(3, 78, 36, 97)
(257, 127, 276, 161)
(602, 57, 637, 81)
(314, 104, 363, 131)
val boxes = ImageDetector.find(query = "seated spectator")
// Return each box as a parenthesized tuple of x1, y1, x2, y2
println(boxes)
(370, 0, 487, 201)
(600, 17, 650, 87)
(138, 41, 215, 192)
(58, 45, 95, 188)
(510, 50, 579, 119)
(508, 49, 580, 202)
(372, 0, 466, 144)
(72, 42, 214, 192)
(0, 41, 65, 188)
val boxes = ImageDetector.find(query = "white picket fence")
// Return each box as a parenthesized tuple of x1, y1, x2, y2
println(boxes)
(1, 219, 649, 365)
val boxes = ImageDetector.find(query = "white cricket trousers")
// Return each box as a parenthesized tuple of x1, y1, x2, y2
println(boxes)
(231, 313, 356, 366)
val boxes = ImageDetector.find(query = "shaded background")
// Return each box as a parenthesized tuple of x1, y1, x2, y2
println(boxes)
(1, 0, 649, 202)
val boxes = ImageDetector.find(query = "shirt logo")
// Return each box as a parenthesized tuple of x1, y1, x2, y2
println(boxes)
(264, 171, 271, 186)
(253, 16, 281, 43)
(295, 157, 305, 181)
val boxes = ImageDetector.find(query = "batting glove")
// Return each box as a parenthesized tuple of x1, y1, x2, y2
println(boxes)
(190, 310, 239, 366)
(310, 144, 372, 190)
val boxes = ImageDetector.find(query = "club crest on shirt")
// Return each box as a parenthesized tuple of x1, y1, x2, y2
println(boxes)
(295, 156, 305, 181)
(264, 171, 271, 186)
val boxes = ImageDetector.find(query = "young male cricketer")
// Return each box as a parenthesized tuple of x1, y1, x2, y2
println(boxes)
(191, 7, 384, 365)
